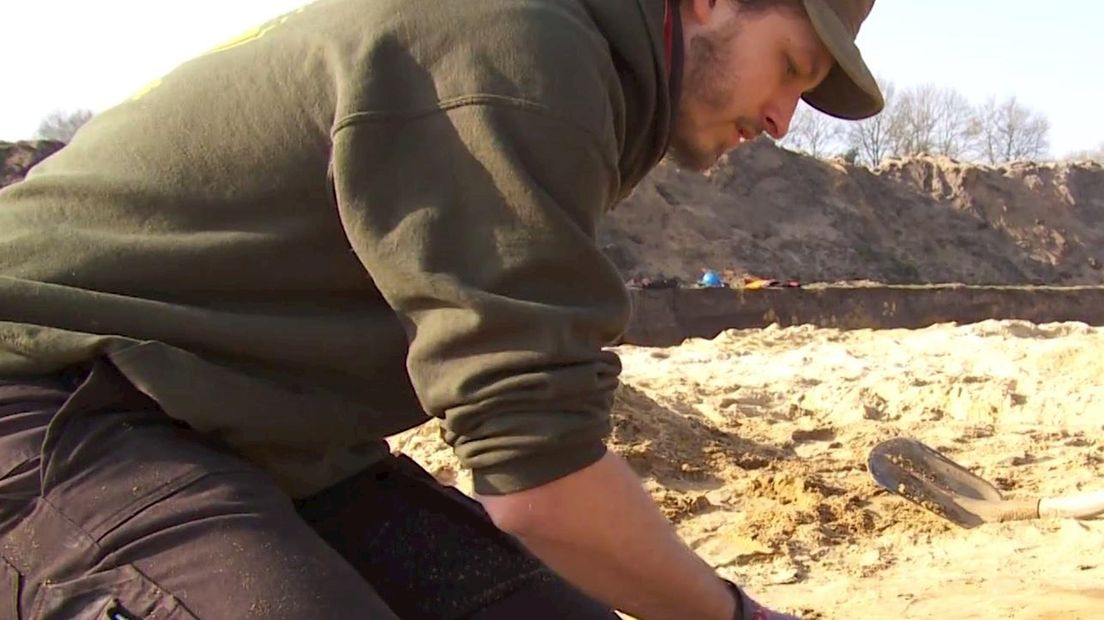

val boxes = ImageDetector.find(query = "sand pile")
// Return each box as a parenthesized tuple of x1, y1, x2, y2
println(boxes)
(392, 320, 1104, 619)
(601, 141, 1104, 286)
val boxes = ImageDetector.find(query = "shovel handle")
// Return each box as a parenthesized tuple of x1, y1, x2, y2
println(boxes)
(959, 496, 1040, 523)
(993, 498, 1041, 522)
(1039, 490, 1104, 520)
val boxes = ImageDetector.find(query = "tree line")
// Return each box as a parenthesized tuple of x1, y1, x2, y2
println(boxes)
(782, 80, 1102, 166)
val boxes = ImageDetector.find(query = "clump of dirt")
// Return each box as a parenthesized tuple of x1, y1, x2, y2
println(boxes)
(609, 385, 782, 486)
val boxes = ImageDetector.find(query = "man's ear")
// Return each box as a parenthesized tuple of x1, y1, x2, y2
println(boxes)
(685, 0, 719, 26)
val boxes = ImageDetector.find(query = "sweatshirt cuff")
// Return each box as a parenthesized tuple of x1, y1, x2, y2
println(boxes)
(471, 441, 608, 495)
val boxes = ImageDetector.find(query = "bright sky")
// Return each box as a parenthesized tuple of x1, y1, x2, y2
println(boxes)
(3, 1, 1103, 157)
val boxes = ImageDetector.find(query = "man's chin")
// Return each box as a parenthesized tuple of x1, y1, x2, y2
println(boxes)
(664, 142, 719, 172)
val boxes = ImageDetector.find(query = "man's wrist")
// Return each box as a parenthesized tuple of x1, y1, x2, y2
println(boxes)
(721, 579, 747, 620)
(719, 578, 763, 617)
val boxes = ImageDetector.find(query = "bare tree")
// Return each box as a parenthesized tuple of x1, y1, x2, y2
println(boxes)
(971, 97, 1050, 164)
(930, 88, 975, 159)
(846, 80, 897, 166)
(889, 84, 942, 157)
(884, 85, 976, 160)
(780, 101, 847, 158)
(842, 82, 1048, 165)
(35, 109, 95, 143)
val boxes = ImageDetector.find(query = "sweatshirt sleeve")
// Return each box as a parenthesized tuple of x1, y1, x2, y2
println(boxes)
(329, 99, 630, 495)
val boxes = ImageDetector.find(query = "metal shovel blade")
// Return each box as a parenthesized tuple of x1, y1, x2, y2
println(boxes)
(868, 437, 1004, 528)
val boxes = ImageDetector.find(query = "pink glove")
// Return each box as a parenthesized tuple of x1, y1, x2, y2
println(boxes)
(724, 580, 802, 620)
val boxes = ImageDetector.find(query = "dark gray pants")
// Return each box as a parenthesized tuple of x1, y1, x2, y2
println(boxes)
(0, 361, 616, 619)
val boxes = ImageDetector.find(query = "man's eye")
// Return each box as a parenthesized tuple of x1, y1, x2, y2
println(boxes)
(785, 57, 799, 79)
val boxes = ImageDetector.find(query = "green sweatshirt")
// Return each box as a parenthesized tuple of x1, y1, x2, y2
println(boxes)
(0, 0, 675, 497)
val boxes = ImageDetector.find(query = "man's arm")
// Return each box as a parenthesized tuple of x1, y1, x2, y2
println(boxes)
(328, 65, 750, 617)
(479, 450, 738, 620)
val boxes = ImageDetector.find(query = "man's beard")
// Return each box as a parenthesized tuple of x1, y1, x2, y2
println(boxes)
(667, 20, 745, 171)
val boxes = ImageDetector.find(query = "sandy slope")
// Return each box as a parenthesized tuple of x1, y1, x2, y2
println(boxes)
(600, 141, 1104, 286)
(392, 320, 1104, 619)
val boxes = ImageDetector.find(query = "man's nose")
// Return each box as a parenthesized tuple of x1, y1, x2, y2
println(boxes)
(762, 96, 800, 140)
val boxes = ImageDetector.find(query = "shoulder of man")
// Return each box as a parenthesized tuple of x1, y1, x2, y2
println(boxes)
(334, 0, 626, 144)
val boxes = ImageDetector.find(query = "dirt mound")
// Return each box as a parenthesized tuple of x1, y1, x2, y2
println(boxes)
(611, 322, 1104, 618)
(0, 140, 63, 188)
(601, 140, 1104, 285)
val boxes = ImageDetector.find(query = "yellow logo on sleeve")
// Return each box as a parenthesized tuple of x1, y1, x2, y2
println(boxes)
(129, 78, 164, 102)
(206, 6, 306, 56)
(130, 6, 306, 102)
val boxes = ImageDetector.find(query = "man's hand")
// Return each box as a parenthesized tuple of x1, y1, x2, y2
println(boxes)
(477, 451, 739, 620)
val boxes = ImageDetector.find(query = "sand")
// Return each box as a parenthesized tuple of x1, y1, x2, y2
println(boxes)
(391, 319, 1104, 619)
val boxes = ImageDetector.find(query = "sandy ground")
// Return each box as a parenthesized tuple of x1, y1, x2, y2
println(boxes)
(392, 320, 1104, 619)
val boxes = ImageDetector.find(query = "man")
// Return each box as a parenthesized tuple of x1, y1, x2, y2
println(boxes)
(0, 0, 883, 618)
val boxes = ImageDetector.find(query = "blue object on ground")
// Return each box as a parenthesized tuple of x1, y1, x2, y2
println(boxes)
(699, 270, 723, 287)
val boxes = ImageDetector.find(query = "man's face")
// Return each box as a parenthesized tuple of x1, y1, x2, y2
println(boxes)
(669, 0, 834, 171)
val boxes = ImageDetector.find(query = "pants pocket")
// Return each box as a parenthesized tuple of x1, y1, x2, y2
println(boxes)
(1, 558, 20, 620)
(30, 564, 198, 620)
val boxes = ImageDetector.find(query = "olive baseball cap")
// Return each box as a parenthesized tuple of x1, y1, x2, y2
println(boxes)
(800, 0, 884, 120)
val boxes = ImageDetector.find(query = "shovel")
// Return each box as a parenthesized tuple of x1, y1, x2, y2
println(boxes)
(868, 437, 1104, 528)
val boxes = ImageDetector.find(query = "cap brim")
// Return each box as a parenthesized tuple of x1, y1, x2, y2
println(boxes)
(800, 0, 885, 120)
